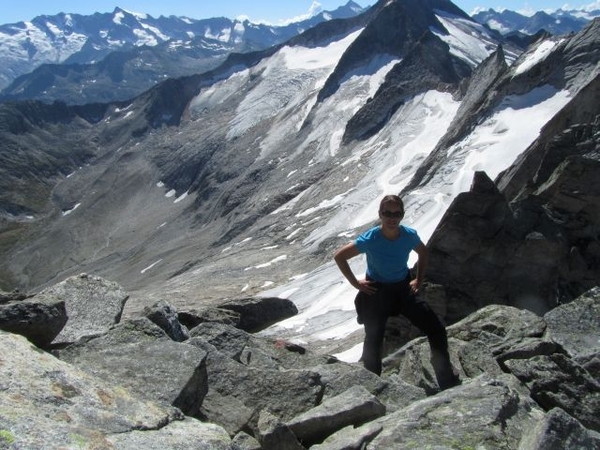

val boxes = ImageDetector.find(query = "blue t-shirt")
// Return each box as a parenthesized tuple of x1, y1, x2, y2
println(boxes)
(355, 225, 421, 283)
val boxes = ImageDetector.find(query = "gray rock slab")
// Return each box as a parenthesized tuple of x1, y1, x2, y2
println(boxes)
(287, 385, 386, 446)
(0, 330, 184, 449)
(504, 353, 600, 432)
(257, 409, 305, 450)
(366, 374, 545, 449)
(143, 299, 190, 341)
(189, 338, 323, 425)
(105, 418, 233, 449)
(37, 273, 129, 345)
(56, 317, 208, 416)
(313, 362, 426, 414)
(544, 286, 600, 358)
(519, 407, 600, 450)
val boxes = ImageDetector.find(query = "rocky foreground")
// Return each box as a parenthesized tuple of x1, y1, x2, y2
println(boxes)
(1, 274, 599, 449)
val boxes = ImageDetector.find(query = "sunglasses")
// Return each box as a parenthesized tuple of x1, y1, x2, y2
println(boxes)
(380, 210, 403, 218)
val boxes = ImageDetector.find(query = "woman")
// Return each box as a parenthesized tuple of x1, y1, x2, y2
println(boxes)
(334, 194, 459, 389)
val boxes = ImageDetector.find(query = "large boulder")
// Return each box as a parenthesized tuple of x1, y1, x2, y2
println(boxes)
(189, 337, 323, 432)
(0, 330, 230, 449)
(217, 296, 298, 332)
(519, 407, 600, 450)
(543, 286, 600, 359)
(427, 171, 572, 320)
(55, 318, 208, 417)
(505, 353, 600, 433)
(142, 299, 190, 342)
(36, 273, 129, 346)
(287, 385, 386, 446)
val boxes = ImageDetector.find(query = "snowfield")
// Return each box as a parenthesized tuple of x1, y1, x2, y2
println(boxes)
(254, 15, 574, 361)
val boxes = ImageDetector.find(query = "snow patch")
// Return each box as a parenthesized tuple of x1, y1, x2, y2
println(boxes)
(246, 255, 288, 270)
(62, 203, 81, 216)
(259, 85, 572, 362)
(141, 259, 163, 274)
(432, 10, 498, 67)
(513, 39, 564, 75)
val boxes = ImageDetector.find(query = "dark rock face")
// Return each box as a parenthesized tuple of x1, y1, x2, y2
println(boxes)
(217, 297, 299, 332)
(426, 171, 566, 318)
(318, 0, 471, 104)
(343, 31, 472, 142)
(0, 296, 67, 347)
(410, 56, 598, 324)
(143, 299, 190, 342)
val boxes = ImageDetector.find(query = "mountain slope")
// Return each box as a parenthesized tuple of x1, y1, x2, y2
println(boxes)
(0, 4, 598, 354)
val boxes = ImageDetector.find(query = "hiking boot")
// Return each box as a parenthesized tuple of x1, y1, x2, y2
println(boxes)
(438, 366, 461, 391)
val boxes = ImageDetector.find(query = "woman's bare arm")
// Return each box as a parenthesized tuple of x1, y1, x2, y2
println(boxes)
(334, 242, 376, 295)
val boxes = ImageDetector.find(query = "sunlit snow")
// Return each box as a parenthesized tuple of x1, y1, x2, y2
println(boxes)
(246, 255, 288, 270)
(62, 203, 81, 216)
(259, 80, 571, 362)
(225, 29, 364, 141)
(514, 39, 564, 75)
(432, 11, 499, 67)
(141, 259, 163, 274)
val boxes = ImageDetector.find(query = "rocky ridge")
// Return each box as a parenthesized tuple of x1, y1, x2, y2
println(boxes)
(1, 272, 599, 449)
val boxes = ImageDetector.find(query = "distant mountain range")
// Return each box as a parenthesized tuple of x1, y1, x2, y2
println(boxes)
(0, 2, 599, 105)
(0, 1, 366, 104)
(472, 5, 600, 36)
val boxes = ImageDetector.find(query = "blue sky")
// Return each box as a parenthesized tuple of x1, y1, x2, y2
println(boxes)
(1, 0, 597, 25)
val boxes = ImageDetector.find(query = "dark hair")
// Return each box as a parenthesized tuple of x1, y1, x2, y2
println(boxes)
(379, 195, 404, 213)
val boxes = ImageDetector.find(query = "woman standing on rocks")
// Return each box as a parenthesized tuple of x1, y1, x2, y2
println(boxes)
(333, 194, 459, 389)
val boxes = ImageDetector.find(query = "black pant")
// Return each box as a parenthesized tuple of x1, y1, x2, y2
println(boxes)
(355, 277, 457, 388)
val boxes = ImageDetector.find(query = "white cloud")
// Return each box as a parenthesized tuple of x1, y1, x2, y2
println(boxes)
(247, 1, 324, 26)
(582, 0, 600, 11)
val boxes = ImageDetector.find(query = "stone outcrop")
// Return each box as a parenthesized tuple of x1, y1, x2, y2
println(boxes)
(0, 330, 230, 450)
(55, 318, 209, 417)
(1, 275, 600, 449)
(426, 168, 599, 320)
(0, 289, 28, 303)
(143, 299, 191, 342)
(44, 273, 129, 346)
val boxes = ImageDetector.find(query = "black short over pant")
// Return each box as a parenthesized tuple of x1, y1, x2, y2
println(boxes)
(355, 276, 454, 385)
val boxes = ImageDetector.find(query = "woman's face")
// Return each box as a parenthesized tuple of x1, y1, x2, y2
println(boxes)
(379, 202, 403, 229)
